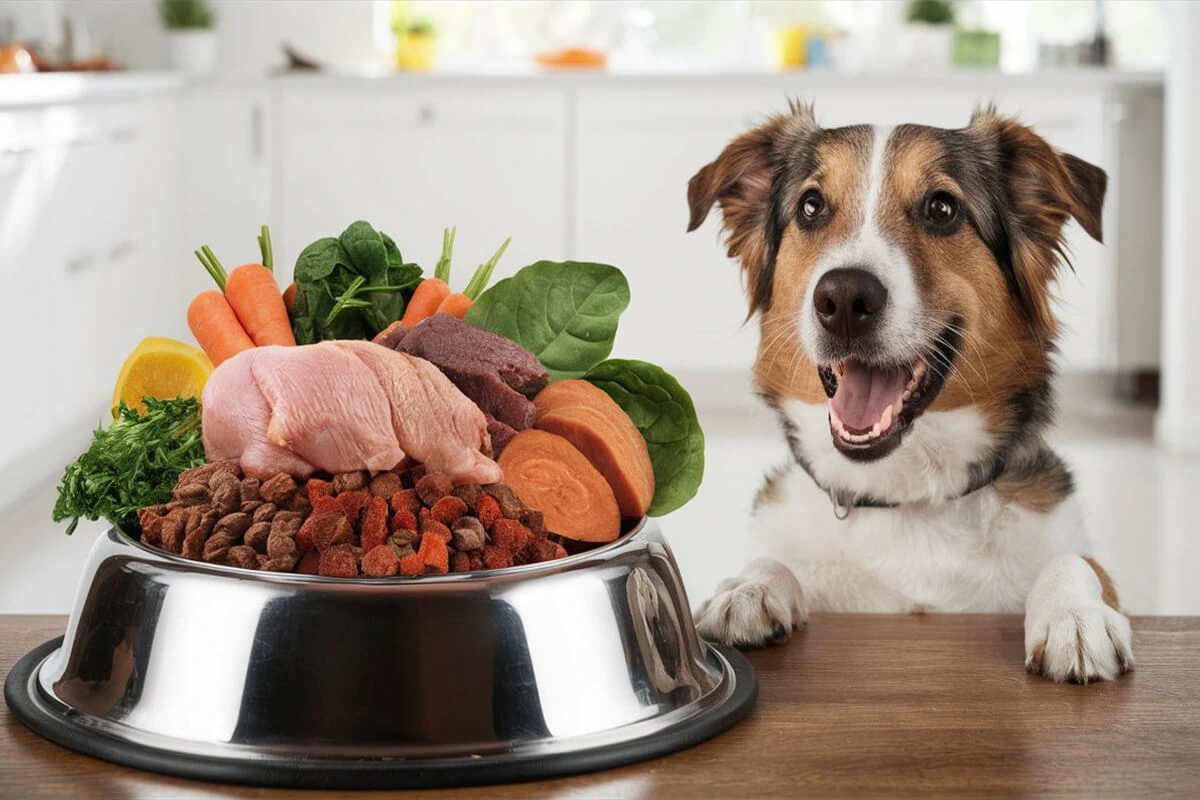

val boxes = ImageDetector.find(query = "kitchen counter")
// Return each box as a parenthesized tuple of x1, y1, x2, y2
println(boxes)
(0, 71, 185, 107)
(4, 614, 1198, 797)
(0, 67, 1162, 108)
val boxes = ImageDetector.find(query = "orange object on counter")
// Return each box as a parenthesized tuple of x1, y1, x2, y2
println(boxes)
(534, 48, 607, 69)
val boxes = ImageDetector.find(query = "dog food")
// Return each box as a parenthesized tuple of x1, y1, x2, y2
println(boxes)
(497, 429, 621, 543)
(533, 379, 655, 518)
(390, 313, 550, 435)
(136, 461, 570, 577)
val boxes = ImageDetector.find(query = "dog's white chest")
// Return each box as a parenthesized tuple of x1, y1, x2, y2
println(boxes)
(752, 468, 1089, 613)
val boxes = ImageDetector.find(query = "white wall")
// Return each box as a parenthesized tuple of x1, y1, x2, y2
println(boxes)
(1156, 0, 1200, 453)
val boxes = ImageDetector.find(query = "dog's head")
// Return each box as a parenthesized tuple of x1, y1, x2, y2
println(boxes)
(688, 105, 1105, 500)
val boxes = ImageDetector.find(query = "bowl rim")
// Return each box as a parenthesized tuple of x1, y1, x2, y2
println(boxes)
(109, 516, 651, 587)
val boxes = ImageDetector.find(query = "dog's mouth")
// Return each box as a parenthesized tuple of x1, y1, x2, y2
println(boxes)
(816, 321, 959, 461)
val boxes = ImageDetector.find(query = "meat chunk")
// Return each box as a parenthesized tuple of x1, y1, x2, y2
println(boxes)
(202, 343, 500, 483)
(250, 344, 404, 475)
(393, 313, 549, 430)
(335, 341, 502, 483)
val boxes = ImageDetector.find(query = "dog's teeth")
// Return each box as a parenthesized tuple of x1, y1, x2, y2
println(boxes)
(880, 404, 894, 431)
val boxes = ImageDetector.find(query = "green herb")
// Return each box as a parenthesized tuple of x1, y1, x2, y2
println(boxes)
(290, 220, 423, 344)
(585, 359, 705, 516)
(158, 0, 214, 30)
(465, 260, 630, 381)
(52, 397, 206, 535)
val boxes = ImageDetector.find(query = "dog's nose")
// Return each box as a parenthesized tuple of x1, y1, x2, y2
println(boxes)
(813, 268, 888, 339)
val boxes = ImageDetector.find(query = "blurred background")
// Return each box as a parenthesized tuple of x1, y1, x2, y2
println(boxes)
(1, 0, 1196, 615)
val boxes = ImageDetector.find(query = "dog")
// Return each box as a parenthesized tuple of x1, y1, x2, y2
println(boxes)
(686, 104, 1133, 683)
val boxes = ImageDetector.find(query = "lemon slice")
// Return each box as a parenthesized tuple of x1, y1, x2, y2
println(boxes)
(112, 337, 214, 416)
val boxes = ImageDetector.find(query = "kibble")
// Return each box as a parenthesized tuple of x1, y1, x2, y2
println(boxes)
(138, 463, 581, 577)
(259, 473, 298, 505)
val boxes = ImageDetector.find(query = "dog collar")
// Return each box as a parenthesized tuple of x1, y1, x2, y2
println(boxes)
(809, 459, 1006, 520)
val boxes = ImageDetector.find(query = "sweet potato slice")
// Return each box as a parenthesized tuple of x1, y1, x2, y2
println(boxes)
(533, 380, 654, 518)
(497, 429, 620, 543)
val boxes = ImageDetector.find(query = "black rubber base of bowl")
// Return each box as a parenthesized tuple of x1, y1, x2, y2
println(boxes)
(6, 637, 757, 790)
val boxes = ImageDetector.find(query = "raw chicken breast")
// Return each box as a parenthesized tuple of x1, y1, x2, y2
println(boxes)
(337, 341, 502, 484)
(202, 342, 500, 484)
(201, 349, 317, 478)
(250, 344, 404, 475)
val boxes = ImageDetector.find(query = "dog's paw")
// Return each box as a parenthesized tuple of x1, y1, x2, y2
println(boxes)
(694, 559, 806, 649)
(1025, 602, 1134, 683)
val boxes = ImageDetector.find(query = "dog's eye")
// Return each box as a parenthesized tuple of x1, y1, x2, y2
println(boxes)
(799, 189, 826, 224)
(923, 191, 960, 229)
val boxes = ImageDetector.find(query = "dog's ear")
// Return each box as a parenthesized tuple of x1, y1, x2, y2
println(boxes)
(687, 105, 817, 314)
(967, 108, 1108, 334)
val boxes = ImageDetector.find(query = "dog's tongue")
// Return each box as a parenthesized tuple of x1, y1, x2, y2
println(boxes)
(831, 362, 910, 433)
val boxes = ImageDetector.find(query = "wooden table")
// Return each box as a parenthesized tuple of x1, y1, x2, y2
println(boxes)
(3, 614, 1198, 798)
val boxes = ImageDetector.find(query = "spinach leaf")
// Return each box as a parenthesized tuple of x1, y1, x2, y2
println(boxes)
(290, 220, 422, 344)
(465, 261, 630, 381)
(340, 220, 391, 284)
(293, 237, 353, 284)
(585, 359, 705, 516)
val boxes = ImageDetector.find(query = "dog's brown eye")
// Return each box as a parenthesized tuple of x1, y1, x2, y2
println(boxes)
(799, 189, 825, 223)
(924, 191, 960, 228)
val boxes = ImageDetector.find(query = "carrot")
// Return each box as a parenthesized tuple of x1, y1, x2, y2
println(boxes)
(433, 292, 472, 319)
(195, 233, 296, 348)
(225, 264, 296, 346)
(187, 290, 254, 367)
(283, 282, 297, 313)
(401, 278, 451, 326)
(431, 235, 511, 319)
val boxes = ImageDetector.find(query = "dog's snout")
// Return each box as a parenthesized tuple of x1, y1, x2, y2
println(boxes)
(813, 268, 888, 339)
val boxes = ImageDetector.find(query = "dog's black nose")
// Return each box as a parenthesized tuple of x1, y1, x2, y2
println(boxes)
(813, 267, 888, 339)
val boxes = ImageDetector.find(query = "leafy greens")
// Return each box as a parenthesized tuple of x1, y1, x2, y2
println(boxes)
(53, 397, 206, 534)
(585, 359, 705, 516)
(291, 220, 423, 344)
(464, 260, 630, 381)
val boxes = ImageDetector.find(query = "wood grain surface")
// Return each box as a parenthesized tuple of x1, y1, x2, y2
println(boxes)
(2, 614, 1198, 798)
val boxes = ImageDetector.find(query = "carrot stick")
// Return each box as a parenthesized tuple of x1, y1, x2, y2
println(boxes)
(400, 278, 450, 326)
(188, 290, 254, 366)
(283, 282, 297, 313)
(434, 292, 473, 319)
(225, 264, 297, 346)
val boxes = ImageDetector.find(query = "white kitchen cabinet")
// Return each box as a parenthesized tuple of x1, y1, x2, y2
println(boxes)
(574, 90, 784, 376)
(277, 88, 567, 285)
(0, 96, 181, 505)
(179, 87, 273, 306)
(577, 84, 1134, 376)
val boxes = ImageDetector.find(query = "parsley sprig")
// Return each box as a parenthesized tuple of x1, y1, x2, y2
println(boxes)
(53, 397, 206, 534)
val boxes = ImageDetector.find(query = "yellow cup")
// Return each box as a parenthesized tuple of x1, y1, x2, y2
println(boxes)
(395, 32, 436, 71)
(774, 25, 809, 69)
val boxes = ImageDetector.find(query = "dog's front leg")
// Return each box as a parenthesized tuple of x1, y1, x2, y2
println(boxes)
(1024, 554, 1134, 683)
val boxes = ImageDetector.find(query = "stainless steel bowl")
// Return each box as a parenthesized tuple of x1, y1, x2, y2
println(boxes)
(6, 520, 756, 789)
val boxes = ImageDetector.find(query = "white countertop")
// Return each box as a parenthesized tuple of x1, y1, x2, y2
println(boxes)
(0, 67, 1163, 108)
(0, 71, 186, 108)
(263, 65, 1165, 91)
